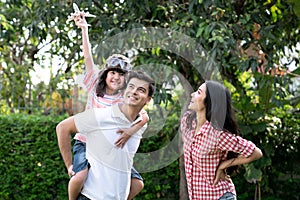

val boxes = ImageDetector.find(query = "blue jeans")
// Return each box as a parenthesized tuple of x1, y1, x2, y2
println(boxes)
(73, 140, 89, 173)
(131, 166, 143, 180)
(73, 140, 143, 180)
(219, 192, 236, 200)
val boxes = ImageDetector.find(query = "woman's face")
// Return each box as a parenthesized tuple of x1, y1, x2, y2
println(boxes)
(105, 70, 125, 95)
(188, 83, 207, 112)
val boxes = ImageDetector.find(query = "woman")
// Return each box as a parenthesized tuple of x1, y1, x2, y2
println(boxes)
(181, 80, 263, 200)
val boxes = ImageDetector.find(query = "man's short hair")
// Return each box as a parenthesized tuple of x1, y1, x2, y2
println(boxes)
(127, 71, 155, 97)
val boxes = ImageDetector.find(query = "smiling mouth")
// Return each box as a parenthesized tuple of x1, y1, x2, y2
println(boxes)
(110, 82, 121, 87)
(128, 95, 137, 101)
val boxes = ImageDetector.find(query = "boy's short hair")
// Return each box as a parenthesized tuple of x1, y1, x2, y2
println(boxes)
(127, 71, 155, 97)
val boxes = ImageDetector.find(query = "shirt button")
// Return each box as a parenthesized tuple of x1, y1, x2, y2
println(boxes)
(192, 141, 195, 145)
(190, 162, 192, 165)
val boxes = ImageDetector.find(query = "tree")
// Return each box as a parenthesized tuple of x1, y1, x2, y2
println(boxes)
(1, 0, 299, 199)
(0, 1, 81, 114)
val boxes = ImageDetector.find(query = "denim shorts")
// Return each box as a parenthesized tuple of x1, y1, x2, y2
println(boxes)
(73, 140, 143, 181)
(73, 140, 90, 173)
(131, 166, 143, 181)
(219, 192, 236, 200)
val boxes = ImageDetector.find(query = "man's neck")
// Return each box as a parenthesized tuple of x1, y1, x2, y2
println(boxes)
(119, 103, 142, 122)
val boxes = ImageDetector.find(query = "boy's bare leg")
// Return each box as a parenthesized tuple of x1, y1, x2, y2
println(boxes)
(127, 178, 144, 200)
(68, 168, 89, 200)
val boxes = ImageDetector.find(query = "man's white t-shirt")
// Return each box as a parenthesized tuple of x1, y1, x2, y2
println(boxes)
(74, 104, 146, 200)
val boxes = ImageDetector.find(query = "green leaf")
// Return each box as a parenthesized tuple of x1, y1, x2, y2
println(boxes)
(244, 163, 263, 183)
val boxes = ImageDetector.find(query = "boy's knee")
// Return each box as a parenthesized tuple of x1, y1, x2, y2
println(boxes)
(70, 169, 88, 184)
(131, 178, 144, 191)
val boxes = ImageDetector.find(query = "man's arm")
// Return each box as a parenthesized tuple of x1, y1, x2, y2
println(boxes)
(56, 116, 78, 176)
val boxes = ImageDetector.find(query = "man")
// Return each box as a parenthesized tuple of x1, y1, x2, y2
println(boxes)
(56, 71, 155, 200)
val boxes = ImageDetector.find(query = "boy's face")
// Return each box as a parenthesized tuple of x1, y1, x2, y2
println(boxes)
(123, 78, 151, 107)
(105, 70, 125, 94)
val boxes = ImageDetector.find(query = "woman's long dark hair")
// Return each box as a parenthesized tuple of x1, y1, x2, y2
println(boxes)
(205, 81, 238, 135)
(206, 81, 239, 174)
(186, 80, 239, 174)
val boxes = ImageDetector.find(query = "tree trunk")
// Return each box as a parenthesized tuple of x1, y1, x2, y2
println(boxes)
(179, 155, 189, 200)
(177, 72, 193, 200)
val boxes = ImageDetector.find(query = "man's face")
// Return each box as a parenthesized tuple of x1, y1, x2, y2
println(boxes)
(123, 78, 151, 107)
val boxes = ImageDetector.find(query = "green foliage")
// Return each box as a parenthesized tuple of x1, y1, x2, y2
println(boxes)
(0, 114, 69, 199)
(138, 161, 179, 200)
(229, 72, 300, 199)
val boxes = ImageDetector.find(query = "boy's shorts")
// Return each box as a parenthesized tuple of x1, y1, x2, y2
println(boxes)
(73, 140, 90, 173)
(131, 166, 143, 180)
(73, 139, 143, 180)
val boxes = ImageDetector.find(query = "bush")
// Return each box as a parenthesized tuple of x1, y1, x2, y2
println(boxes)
(0, 114, 68, 200)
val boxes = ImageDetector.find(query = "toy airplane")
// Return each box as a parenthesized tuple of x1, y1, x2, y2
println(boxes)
(66, 3, 96, 23)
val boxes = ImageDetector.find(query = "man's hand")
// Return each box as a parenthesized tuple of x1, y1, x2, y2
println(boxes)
(114, 129, 131, 148)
